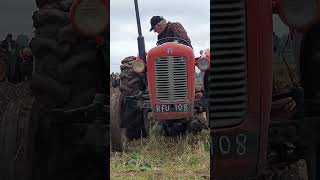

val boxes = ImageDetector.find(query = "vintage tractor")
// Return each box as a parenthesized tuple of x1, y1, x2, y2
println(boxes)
(0, 0, 109, 179)
(110, 0, 210, 151)
(211, 0, 320, 179)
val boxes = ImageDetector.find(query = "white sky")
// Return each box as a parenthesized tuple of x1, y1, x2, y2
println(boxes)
(110, 0, 210, 73)
(0, 0, 36, 39)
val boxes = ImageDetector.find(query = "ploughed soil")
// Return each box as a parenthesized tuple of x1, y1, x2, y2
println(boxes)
(0, 81, 32, 115)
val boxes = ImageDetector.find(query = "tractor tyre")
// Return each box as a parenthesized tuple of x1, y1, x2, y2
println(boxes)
(190, 112, 208, 133)
(119, 56, 146, 139)
(119, 56, 144, 96)
(110, 90, 127, 151)
(30, 1, 108, 179)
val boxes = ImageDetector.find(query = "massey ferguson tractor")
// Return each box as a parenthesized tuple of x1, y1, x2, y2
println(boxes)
(211, 0, 320, 179)
(0, 0, 109, 179)
(110, 0, 210, 151)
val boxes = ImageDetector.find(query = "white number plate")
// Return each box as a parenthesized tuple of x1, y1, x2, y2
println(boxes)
(156, 104, 190, 113)
(211, 132, 259, 159)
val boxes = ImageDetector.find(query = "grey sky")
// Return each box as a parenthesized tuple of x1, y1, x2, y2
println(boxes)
(0, 0, 37, 39)
(0, 0, 288, 74)
(110, 0, 210, 73)
(273, 15, 289, 37)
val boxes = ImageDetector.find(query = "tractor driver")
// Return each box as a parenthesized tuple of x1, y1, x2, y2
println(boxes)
(149, 16, 192, 48)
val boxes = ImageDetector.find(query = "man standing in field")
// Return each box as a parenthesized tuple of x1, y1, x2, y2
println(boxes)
(149, 16, 192, 48)
(1, 33, 17, 53)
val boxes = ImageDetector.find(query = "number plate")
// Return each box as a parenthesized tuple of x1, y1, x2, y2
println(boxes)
(156, 104, 190, 113)
(211, 132, 259, 159)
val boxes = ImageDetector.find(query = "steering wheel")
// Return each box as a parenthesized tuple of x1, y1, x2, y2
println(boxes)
(156, 37, 191, 47)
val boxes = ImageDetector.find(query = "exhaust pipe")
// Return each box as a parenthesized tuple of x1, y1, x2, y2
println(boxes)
(134, 0, 146, 63)
(133, 0, 148, 90)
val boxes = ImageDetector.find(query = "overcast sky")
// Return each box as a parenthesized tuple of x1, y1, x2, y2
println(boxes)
(110, 0, 210, 73)
(0, 0, 36, 39)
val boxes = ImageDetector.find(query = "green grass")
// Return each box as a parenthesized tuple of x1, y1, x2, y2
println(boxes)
(110, 130, 210, 180)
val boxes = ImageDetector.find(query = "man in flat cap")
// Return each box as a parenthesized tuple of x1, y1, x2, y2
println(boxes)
(149, 16, 192, 48)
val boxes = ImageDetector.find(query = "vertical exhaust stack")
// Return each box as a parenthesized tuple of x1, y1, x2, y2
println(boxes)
(134, 0, 148, 90)
(134, 0, 147, 63)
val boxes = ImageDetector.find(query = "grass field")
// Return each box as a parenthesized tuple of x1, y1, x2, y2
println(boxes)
(110, 130, 210, 180)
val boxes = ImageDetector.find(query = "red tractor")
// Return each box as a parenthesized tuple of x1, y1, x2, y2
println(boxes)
(110, 0, 210, 150)
(211, 0, 320, 179)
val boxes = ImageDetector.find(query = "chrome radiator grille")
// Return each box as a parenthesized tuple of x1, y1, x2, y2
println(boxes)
(154, 56, 187, 102)
(210, 0, 248, 128)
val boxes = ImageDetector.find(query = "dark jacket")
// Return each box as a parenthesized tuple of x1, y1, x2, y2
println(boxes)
(157, 22, 192, 48)
(1, 40, 16, 53)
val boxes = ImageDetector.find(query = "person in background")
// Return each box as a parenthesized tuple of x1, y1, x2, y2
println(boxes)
(1, 33, 20, 82)
(19, 47, 33, 81)
(16, 34, 30, 50)
(1, 33, 17, 53)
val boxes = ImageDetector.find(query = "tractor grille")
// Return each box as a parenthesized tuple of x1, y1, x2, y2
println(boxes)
(154, 56, 187, 102)
(210, 0, 247, 128)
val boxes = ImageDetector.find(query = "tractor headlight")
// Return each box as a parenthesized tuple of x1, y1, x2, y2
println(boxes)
(70, 0, 108, 36)
(197, 57, 210, 71)
(132, 59, 146, 73)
